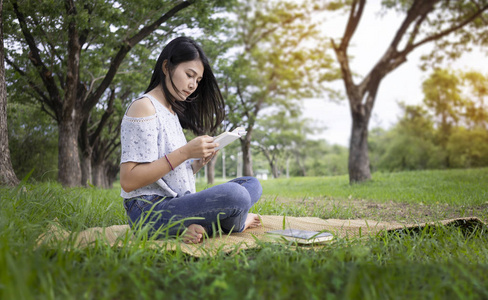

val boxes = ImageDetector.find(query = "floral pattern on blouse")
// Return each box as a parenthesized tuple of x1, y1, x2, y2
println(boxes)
(120, 94, 196, 199)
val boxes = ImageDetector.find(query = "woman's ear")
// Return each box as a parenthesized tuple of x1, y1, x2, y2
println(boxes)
(162, 60, 168, 76)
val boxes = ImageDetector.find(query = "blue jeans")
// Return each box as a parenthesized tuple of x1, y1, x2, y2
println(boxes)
(123, 177, 262, 238)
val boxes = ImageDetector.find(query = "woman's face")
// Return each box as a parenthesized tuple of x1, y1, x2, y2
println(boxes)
(165, 59, 204, 101)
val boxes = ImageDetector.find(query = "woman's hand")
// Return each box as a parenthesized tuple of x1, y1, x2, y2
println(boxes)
(192, 150, 219, 174)
(120, 135, 219, 192)
(183, 135, 219, 159)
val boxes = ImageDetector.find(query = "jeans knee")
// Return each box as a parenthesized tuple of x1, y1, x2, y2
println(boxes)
(241, 176, 262, 204)
(232, 176, 262, 196)
(226, 184, 252, 210)
(252, 177, 263, 199)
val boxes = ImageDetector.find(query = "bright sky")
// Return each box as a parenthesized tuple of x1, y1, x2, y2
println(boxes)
(303, 2, 487, 147)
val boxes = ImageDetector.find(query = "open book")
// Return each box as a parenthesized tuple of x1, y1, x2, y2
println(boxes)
(213, 127, 246, 150)
(266, 229, 334, 244)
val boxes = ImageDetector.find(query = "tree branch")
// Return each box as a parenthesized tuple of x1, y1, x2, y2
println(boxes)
(83, 1, 193, 116)
(78, 2, 94, 47)
(105, 138, 121, 161)
(39, 102, 57, 120)
(408, 3, 488, 51)
(89, 88, 116, 146)
(358, 0, 486, 112)
(236, 82, 250, 119)
(389, 0, 436, 51)
(246, 13, 300, 52)
(4, 56, 52, 107)
(338, 0, 365, 52)
(11, 0, 62, 116)
(405, 9, 428, 48)
(330, 0, 366, 106)
(365, 1, 488, 92)
(83, 71, 131, 103)
(29, 14, 65, 89)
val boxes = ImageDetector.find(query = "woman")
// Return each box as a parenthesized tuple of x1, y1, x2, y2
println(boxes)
(120, 37, 262, 243)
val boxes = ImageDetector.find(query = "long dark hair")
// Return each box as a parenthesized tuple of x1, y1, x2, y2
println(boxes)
(145, 36, 225, 135)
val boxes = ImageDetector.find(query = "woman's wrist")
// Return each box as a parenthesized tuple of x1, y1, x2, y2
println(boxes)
(176, 144, 191, 161)
(164, 154, 174, 171)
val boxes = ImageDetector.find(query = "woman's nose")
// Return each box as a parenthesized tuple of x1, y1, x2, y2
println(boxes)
(189, 79, 197, 90)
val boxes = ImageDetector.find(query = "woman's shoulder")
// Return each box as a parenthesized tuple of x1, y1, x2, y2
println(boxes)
(125, 97, 156, 118)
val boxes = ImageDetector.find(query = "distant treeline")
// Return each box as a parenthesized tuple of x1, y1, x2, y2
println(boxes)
(8, 69, 487, 181)
(370, 69, 488, 172)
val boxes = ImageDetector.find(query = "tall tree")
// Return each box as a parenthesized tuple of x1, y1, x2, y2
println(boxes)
(298, 140, 348, 177)
(78, 83, 134, 187)
(330, 0, 488, 183)
(447, 126, 488, 168)
(422, 68, 463, 165)
(462, 71, 488, 130)
(368, 70, 488, 172)
(371, 103, 443, 171)
(82, 89, 128, 188)
(220, 0, 335, 176)
(4, 0, 227, 187)
(0, 0, 19, 186)
(7, 102, 58, 181)
(254, 111, 317, 178)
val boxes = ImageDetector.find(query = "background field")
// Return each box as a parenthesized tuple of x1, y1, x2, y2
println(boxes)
(1, 168, 487, 299)
(201, 168, 488, 223)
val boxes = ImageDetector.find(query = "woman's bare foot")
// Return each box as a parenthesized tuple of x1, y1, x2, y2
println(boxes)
(182, 224, 206, 244)
(243, 213, 261, 231)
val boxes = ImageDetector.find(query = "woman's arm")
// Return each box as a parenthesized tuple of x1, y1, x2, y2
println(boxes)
(119, 98, 218, 193)
(120, 137, 217, 193)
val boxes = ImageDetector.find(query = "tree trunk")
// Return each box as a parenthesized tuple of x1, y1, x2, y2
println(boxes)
(92, 161, 104, 188)
(10, 1, 194, 188)
(241, 138, 253, 177)
(294, 152, 306, 176)
(207, 155, 217, 185)
(105, 163, 119, 189)
(262, 148, 279, 178)
(58, 119, 81, 187)
(89, 123, 120, 189)
(57, 1, 82, 187)
(271, 162, 279, 178)
(92, 160, 118, 189)
(80, 147, 92, 187)
(331, 0, 488, 184)
(348, 112, 371, 183)
(79, 118, 92, 187)
(102, 165, 110, 189)
(0, 0, 19, 187)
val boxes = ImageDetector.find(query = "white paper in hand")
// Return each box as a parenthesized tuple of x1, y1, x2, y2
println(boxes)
(213, 127, 246, 150)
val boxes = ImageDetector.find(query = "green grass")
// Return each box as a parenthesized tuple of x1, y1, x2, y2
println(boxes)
(1, 168, 488, 299)
(256, 168, 488, 205)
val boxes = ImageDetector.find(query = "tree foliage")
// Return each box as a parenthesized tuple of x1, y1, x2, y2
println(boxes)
(4, 0, 230, 187)
(461, 71, 488, 129)
(218, 0, 337, 176)
(370, 104, 444, 171)
(294, 139, 348, 177)
(329, 0, 488, 183)
(370, 69, 488, 172)
(7, 102, 58, 181)
(253, 110, 318, 178)
(0, 0, 19, 186)
(422, 68, 463, 149)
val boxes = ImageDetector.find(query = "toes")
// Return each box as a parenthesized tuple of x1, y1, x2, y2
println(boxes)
(182, 224, 206, 244)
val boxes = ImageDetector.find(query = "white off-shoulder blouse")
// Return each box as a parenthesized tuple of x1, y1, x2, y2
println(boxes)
(120, 94, 195, 199)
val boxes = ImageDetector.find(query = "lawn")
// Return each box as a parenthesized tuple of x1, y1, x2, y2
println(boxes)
(1, 168, 487, 299)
